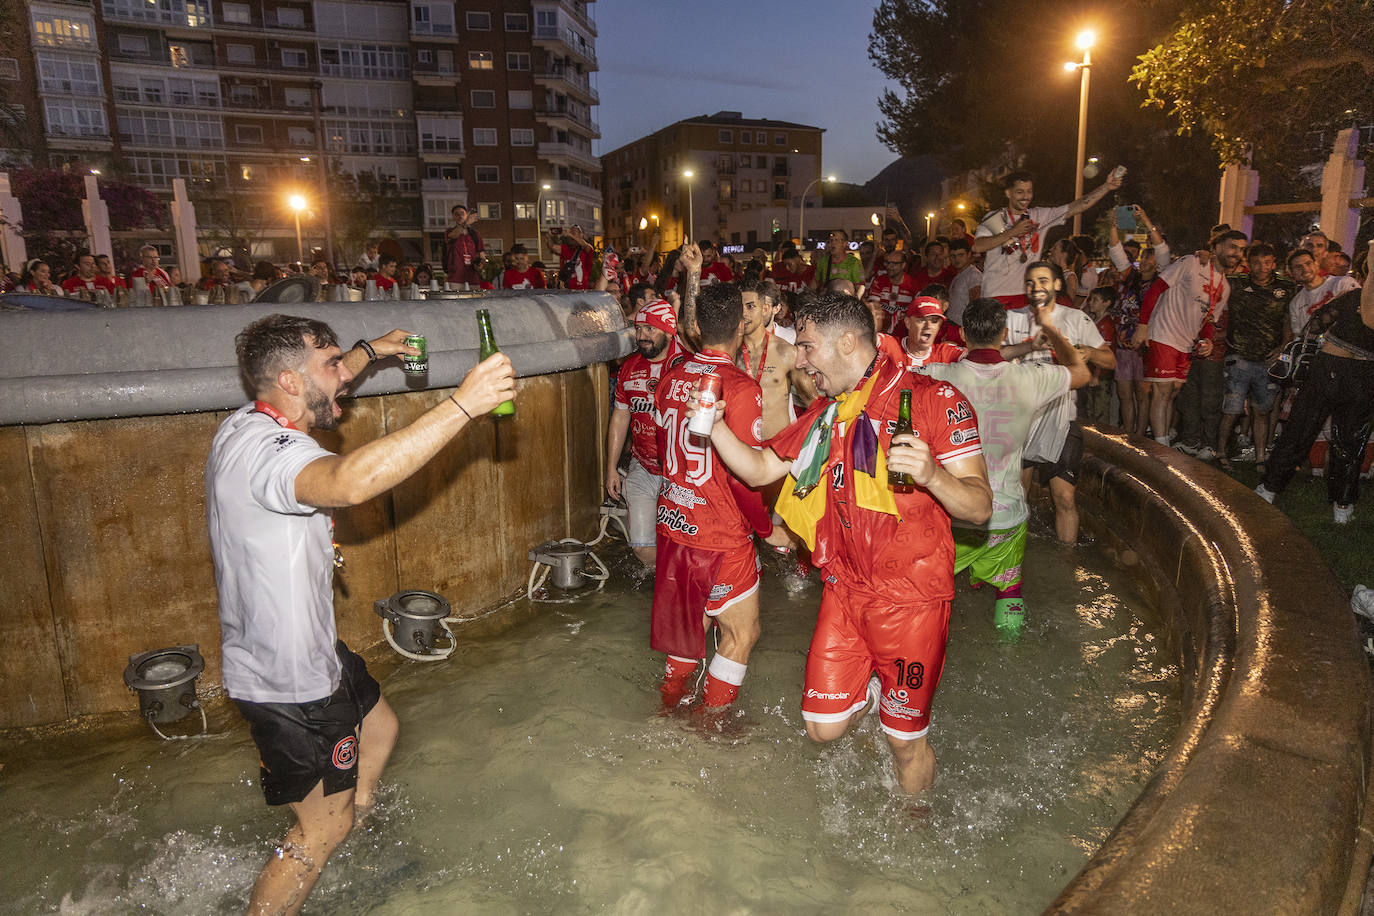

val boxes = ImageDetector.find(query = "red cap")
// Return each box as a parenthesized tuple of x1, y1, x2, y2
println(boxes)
(635, 298, 677, 336)
(905, 296, 944, 319)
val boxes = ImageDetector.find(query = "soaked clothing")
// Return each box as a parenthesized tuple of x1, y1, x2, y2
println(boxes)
(1226, 274, 1295, 361)
(614, 341, 685, 475)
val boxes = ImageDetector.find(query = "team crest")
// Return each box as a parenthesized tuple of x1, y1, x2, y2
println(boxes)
(332, 735, 358, 769)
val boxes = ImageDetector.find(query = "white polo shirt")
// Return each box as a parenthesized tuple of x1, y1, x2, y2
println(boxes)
(206, 404, 340, 703)
(1006, 303, 1104, 463)
(1288, 275, 1360, 335)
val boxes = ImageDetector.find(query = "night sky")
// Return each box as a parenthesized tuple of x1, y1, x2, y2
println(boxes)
(593, 0, 896, 184)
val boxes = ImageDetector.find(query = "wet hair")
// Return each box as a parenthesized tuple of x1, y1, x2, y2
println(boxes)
(737, 273, 763, 295)
(1209, 229, 1248, 250)
(1088, 285, 1118, 307)
(961, 298, 1009, 348)
(695, 282, 744, 346)
(1248, 242, 1277, 260)
(947, 237, 970, 254)
(1003, 169, 1034, 189)
(627, 281, 654, 306)
(794, 290, 874, 340)
(235, 313, 339, 395)
(918, 283, 948, 302)
(757, 279, 780, 305)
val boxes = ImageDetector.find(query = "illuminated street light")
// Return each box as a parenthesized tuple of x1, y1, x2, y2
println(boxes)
(871, 212, 881, 226)
(925, 211, 935, 237)
(798, 174, 836, 248)
(682, 169, 695, 242)
(1066, 28, 1096, 234)
(287, 193, 307, 264)
(536, 182, 554, 263)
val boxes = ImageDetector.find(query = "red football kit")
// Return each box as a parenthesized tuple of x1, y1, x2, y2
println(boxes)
(132, 266, 171, 290)
(867, 273, 921, 335)
(769, 266, 813, 295)
(700, 261, 735, 286)
(906, 341, 967, 368)
(613, 339, 684, 475)
(501, 267, 546, 290)
(767, 348, 982, 739)
(912, 264, 957, 290)
(651, 349, 764, 660)
(61, 275, 121, 295)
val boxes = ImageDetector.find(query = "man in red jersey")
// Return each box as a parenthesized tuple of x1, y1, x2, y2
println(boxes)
(61, 251, 121, 297)
(866, 250, 920, 336)
(606, 299, 685, 571)
(769, 245, 814, 296)
(910, 238, 956, 290)
(698, 291, 990, 793)
(501, 244, 546, 290)
(904, 296, 966, 367)
(698, 240, 735, 286)
(652, 283, 765, 713)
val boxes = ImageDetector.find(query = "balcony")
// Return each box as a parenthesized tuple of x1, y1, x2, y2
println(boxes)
(100, 0, 210, 28)
(421, 177, 469, 195)
(410, 21, 455, 37)
(533, 67, 599, 105)
(532, 24, 596, 67)
(534, 104, 599, 138)
(538, 140, 598, 171)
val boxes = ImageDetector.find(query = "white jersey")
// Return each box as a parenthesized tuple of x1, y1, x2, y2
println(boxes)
(206, 404, 340, 703)
(1288, 275, 1360, 335)
(947, 265, 983, 325)
(921, 359, 1070, 530)
(975, 205, 1069, 298)
(1146, 255, 1230, 354)
(1006, 303, 1104, 463)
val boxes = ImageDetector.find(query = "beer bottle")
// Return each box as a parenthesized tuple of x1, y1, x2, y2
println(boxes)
(888, 389, 916, 494)
(476, 308, 515, 416)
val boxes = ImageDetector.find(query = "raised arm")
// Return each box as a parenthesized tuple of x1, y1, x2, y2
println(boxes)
(1063, 168, 1125, 219)
(340, 328, 418, 378)
(702, 401, 791, 487)
(1040, 322, 1091, 389)
(678, 243, 703, 351)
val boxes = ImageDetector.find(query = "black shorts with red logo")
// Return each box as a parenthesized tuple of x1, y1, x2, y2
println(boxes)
(233, 641, 381, 806)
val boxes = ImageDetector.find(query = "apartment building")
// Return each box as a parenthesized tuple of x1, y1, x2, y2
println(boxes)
(600, 111, 823, 252)
(5, 0, 600, 266)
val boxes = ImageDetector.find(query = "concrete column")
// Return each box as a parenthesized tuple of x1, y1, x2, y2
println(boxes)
(1319, 128, 1366, 255)
(1217, 162, 1259, 239)
(0, 172, 26, 270)
(82, 174, 112, 260)
(171, 178, 200, 282)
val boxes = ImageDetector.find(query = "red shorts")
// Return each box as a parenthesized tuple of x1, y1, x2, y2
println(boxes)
(1144, 340, 1191, 383)
(801, 580, 949, 740)
(650, 537, 760, 659)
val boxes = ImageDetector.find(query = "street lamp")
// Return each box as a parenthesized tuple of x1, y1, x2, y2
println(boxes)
(798, 174, 836, 249)
(925, 211, 935, 238)
(682, 169, 695, 243)
(536, 182, 552, 263)
(288, 193, 307, 265)
(1065, 28, 1095, 235)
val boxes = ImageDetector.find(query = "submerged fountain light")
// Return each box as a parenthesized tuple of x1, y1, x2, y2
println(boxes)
(122, 645, 207, 740)
(376, 589, 457, 662)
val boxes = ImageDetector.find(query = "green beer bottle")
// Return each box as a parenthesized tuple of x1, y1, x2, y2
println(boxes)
(888, 389, 916, 494)
(476, 308, 515, 416)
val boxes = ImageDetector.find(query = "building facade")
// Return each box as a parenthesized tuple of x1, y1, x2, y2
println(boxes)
(3, 0, 600, 268)
(600, 111, 822, 252)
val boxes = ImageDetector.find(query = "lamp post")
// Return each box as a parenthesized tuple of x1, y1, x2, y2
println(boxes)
(682, 169, 695, 244)
(288, 193, 306, 265)
(925, 211, 935, 238)
(798, 174, 835, 250)
(1065, 28, 1095, 235)
(536, 182, 552, 263)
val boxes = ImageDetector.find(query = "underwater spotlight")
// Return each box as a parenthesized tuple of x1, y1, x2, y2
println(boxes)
(122, 645, 207, 740)
(376, 589, 457, 662)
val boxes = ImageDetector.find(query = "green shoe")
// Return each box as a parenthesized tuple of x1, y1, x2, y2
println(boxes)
(994, 597, 1025, 633)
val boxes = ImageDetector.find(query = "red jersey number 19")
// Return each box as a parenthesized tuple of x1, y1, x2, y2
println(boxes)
(660, 406, 713, 486)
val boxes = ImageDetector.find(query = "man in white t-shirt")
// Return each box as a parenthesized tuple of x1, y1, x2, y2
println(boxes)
(945, 237, 983, 326)
(207, 314, 514, 914)
(1284, 247, 1360, 339)
(1131, 230, 1247, 446)
(922, 296, 1089, 634)
(972, 167, 1124, 301)
(1001, 261, 1114, 544)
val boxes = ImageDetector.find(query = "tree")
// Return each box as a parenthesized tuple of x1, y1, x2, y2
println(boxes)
(1132, 0, 1374, 172)
(10, 168, 166, 265)
(329, 169, 419, 266)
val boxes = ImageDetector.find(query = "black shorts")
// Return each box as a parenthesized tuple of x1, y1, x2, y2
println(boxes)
(1023, 421, 1084, 487)
(234, 641, 382, 806)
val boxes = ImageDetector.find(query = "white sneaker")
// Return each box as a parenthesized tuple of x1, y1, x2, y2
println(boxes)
(1175, 441, 1200, 456)
(1334, 503, 1355, 524)
(1255, 484, 1276, 504)
(1195, 446, 1217, 461)
(1237, 446, 1256, 462)
(1353, 585, 1374, 621)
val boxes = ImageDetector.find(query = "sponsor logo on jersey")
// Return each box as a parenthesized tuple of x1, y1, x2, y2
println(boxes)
(805, 688, 851, 700)
(274, 434, 295, 452)
(880, 688, 921, 721)
(332, 735, 358, 769)
(656, 504, 699, 536)
(945, 401, 973, 424)
(630, 396, 653, 413)
(949, 427, 980, 445)
(708, 583, 733, 602)
(661, 481, 706, 508)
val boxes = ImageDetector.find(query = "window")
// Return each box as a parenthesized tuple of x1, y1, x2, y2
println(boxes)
(472, 127, 497, 146)
(718, 129, 732, 143)
(775, 132, 786, 145)
(36, 53, 102, 95)
(416, 48, 432, 63)
(101, 0, 210, 27)
(416, 115, 462, 152)
(535, 9, 557, 28)
(226, 43, 255, 64)
(482, 238, 504, 255)
(514, 202, 537, 219)
(504, 12, 528, 31)
(741, 179, 751, 193)
(288, 126, 313, 146)
(475, 165, 499, 182)
(477, 202, 500, 219)
(283, 87, 310, 107)
(138, 77, 163, 101)
(281, 48, 308, 68)
(0, 58, 20, 80)
(240, 164, 255, 180)
(33, 13, 96, 49)
(719, 178, 733, 199)
(435, 50, 454, 72)
(510, 128, 533, 146)
(739, 154, 750, 168)
(44, 98, 107, 137)
(411, 4, 453, 35)
(117, 33, 151, 55)
(235, 124, 264, 144)
(168, 43, 190, 67)
(506, 51, 530, 71)
(512, 165, 535, 183)
(466, 11, 491, 30)
(470, 89, 495, 108)
(424, 198, 464, 229)
(508, 89, 531, 109)
(317, 43, 410, 80)
(425, 164, 461, 179)
(468, 50, 493, 70)
(222, 2, 250, 24)
(274, 7, 304, 27)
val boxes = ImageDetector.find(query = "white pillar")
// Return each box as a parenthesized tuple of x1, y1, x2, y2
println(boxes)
(1319, 128, 1366, 256)
(171, 178, 200, 282)
(82, 174, 113, 259)
(1217, 162, 1259, 239)
(0, 172, 26, 270)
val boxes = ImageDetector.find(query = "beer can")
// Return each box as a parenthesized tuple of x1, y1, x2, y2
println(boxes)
(402, 334, 428, 374)
(686, 372, 723, 437)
